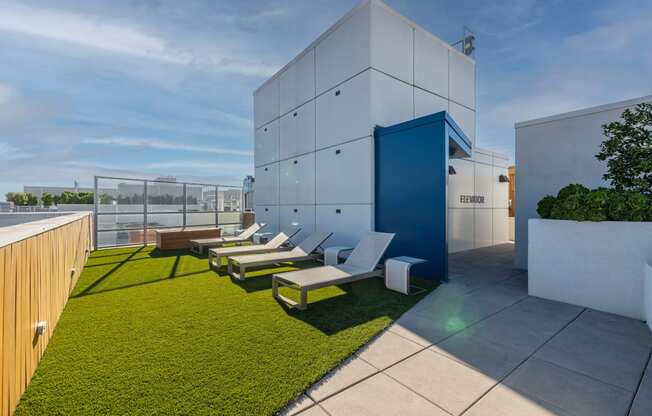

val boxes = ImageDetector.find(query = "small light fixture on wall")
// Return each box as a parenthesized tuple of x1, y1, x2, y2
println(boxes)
(35, 321, 48, 337)
(499, 174, 510, 183)
(449, 166, 457, 175)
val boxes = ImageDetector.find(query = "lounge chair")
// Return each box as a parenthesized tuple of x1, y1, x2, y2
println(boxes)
(189, 223, 265, 255)
(207, 228, 301, 270)
(272, 232, 395, 310)
(226, 231, 333, 281)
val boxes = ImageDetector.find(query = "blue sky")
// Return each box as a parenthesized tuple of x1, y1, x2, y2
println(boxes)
(1, 0, 651, 200)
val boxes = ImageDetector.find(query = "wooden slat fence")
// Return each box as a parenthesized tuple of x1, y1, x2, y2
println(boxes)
(0, 212, 92, 416)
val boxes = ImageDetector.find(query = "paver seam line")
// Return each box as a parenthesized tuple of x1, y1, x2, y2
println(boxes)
(627, 348, 652, 416)
(359, 295, 534, 415)
(535, 355, 642, 393)
(301, 274, 528, 410)
(316, 402, 333, 416)
(390, 287, 529, 348)
(458, 307, 587, 416)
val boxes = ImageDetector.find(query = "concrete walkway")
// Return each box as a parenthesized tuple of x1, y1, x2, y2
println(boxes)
(280, 244, 652, 416)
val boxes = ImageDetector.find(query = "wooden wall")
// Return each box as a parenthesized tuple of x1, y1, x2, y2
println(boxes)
(0, 212, 92, 416)
(508, 166, 516, 218)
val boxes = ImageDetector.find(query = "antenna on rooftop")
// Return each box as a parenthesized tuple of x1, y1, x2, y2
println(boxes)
(452, 26, 475, 57)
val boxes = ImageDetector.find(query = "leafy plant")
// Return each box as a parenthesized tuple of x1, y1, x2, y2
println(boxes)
(596, 103, 652, 195)
(537, 184, 652, 222)
(41, 192, 54, 207)
(5, 192, 38, 206)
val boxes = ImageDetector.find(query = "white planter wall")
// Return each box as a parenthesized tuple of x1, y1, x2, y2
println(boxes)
(529, 219, 652, 320)
(253, 0, 512, 252)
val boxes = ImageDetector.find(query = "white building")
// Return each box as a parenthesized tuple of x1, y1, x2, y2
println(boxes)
(253, 0, 510, 252)
(514, 95, 652, 269)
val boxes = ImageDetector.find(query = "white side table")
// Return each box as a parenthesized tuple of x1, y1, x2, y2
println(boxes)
(253, 232, 274, 245)
(385, 256, 427, 295)
(324, 246, 353, 265)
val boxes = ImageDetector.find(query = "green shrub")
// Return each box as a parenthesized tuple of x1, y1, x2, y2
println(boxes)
(537, 184, 652, 222)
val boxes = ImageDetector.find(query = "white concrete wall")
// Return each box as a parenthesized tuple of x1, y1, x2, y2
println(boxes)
(646, 263, 652, 331)
(448, 149, 511, 253)
(529, 219, 652, 320)
(515, 95, 652, 269)
(253, 0, 509, 250)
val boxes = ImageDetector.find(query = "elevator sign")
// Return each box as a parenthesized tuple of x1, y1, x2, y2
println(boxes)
(460, 195, 485, 204)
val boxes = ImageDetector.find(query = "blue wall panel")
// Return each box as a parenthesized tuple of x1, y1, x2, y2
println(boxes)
(375, 112, 470, 281)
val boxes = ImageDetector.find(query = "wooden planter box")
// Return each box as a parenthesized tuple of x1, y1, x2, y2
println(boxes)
(155, 227, 221, 250)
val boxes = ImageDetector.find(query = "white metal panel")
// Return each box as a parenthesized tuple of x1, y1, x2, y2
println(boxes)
(449, 51, 475, 110)
(254, 77, 279, 129)
(370, 70, 414, 127)
(280, 49, 315, 115)
(492, 209, 509, 245)
(315, 2, 371, 95)
(414, 88, 448, 119)
(448, 159, 474, 209)
(254, 119, 279, 167)
(316, 137, 373, 205)
(316, 70, 372, 149)
(280, 205, 316, 244)
(447, 208, 474, 253)
(449, 101, 476, 144)
(493, 166, 509, 209)
(279, 153, 316, 205)
(474, 162, 493, 209)
(254, 163, 279, 206)
(279, 100, 316, 160)
(472, 149, 493, 165)
(493, 154, 510, 168)
(474, 209, 493, 249)
(254, 205, 279, 235)
(414, 28, 449, 98)
(369, 1, 413, 84)
(316, 204, 373, 247)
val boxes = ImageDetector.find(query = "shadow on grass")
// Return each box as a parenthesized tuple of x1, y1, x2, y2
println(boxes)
(280, 277, 439, 335)
(74, 246, 146, 297)
(71, 269, 208, 299)
(224, 261, 315, 293)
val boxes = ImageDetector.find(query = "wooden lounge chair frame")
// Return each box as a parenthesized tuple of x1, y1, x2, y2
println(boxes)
(207, 228, 300, 270)
(225, 232, 332, 281)
(271, 232, 395, 310)
(189, 223, 265, 255)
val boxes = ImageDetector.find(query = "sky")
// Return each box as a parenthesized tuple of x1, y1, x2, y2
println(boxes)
(1, 0, 651, 200)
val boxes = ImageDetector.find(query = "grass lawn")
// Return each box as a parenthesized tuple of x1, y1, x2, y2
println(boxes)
(15, 245, 437, 415)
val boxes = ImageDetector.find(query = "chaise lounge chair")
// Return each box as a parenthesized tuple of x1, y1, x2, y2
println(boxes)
(226, 231, 333, 281)
(272, 232, 395, 310)
(189, 223, 265, 255)
(207, 228, 301, 270)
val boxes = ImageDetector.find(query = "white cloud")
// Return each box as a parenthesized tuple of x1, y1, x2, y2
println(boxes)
(0, 83, 14, 104)
(145, 160, 252, 171)
(82, 137, 253, 157)
(0, 142, 32, 160)
(0, 3, 281, 78)
(0, 4, 192, 64)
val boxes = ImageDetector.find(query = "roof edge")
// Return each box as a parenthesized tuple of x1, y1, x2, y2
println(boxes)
(515, 94, 652, 129)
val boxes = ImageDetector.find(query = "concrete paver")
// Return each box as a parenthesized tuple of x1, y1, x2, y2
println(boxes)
(319, 373, 449, 416)
(306, 356, 378, 402)
(355, 330, 424, 370)
(502, 358, 633, 416)
(535, 320, 650, 391)
(385, 348, 496, 415)
(279, 244, 652, 416)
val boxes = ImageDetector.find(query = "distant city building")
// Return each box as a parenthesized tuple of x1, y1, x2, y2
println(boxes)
(0, 201, 14, 212)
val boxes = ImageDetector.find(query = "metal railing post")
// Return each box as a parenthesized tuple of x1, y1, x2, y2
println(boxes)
(215, 185, 219, 230)
(183, 183, 187, 228)
(143, 180, 148, 245)
(93, 176, 98, 249)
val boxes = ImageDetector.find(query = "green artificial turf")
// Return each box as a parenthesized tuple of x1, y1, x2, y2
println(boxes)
(15, 245, 437, 416)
